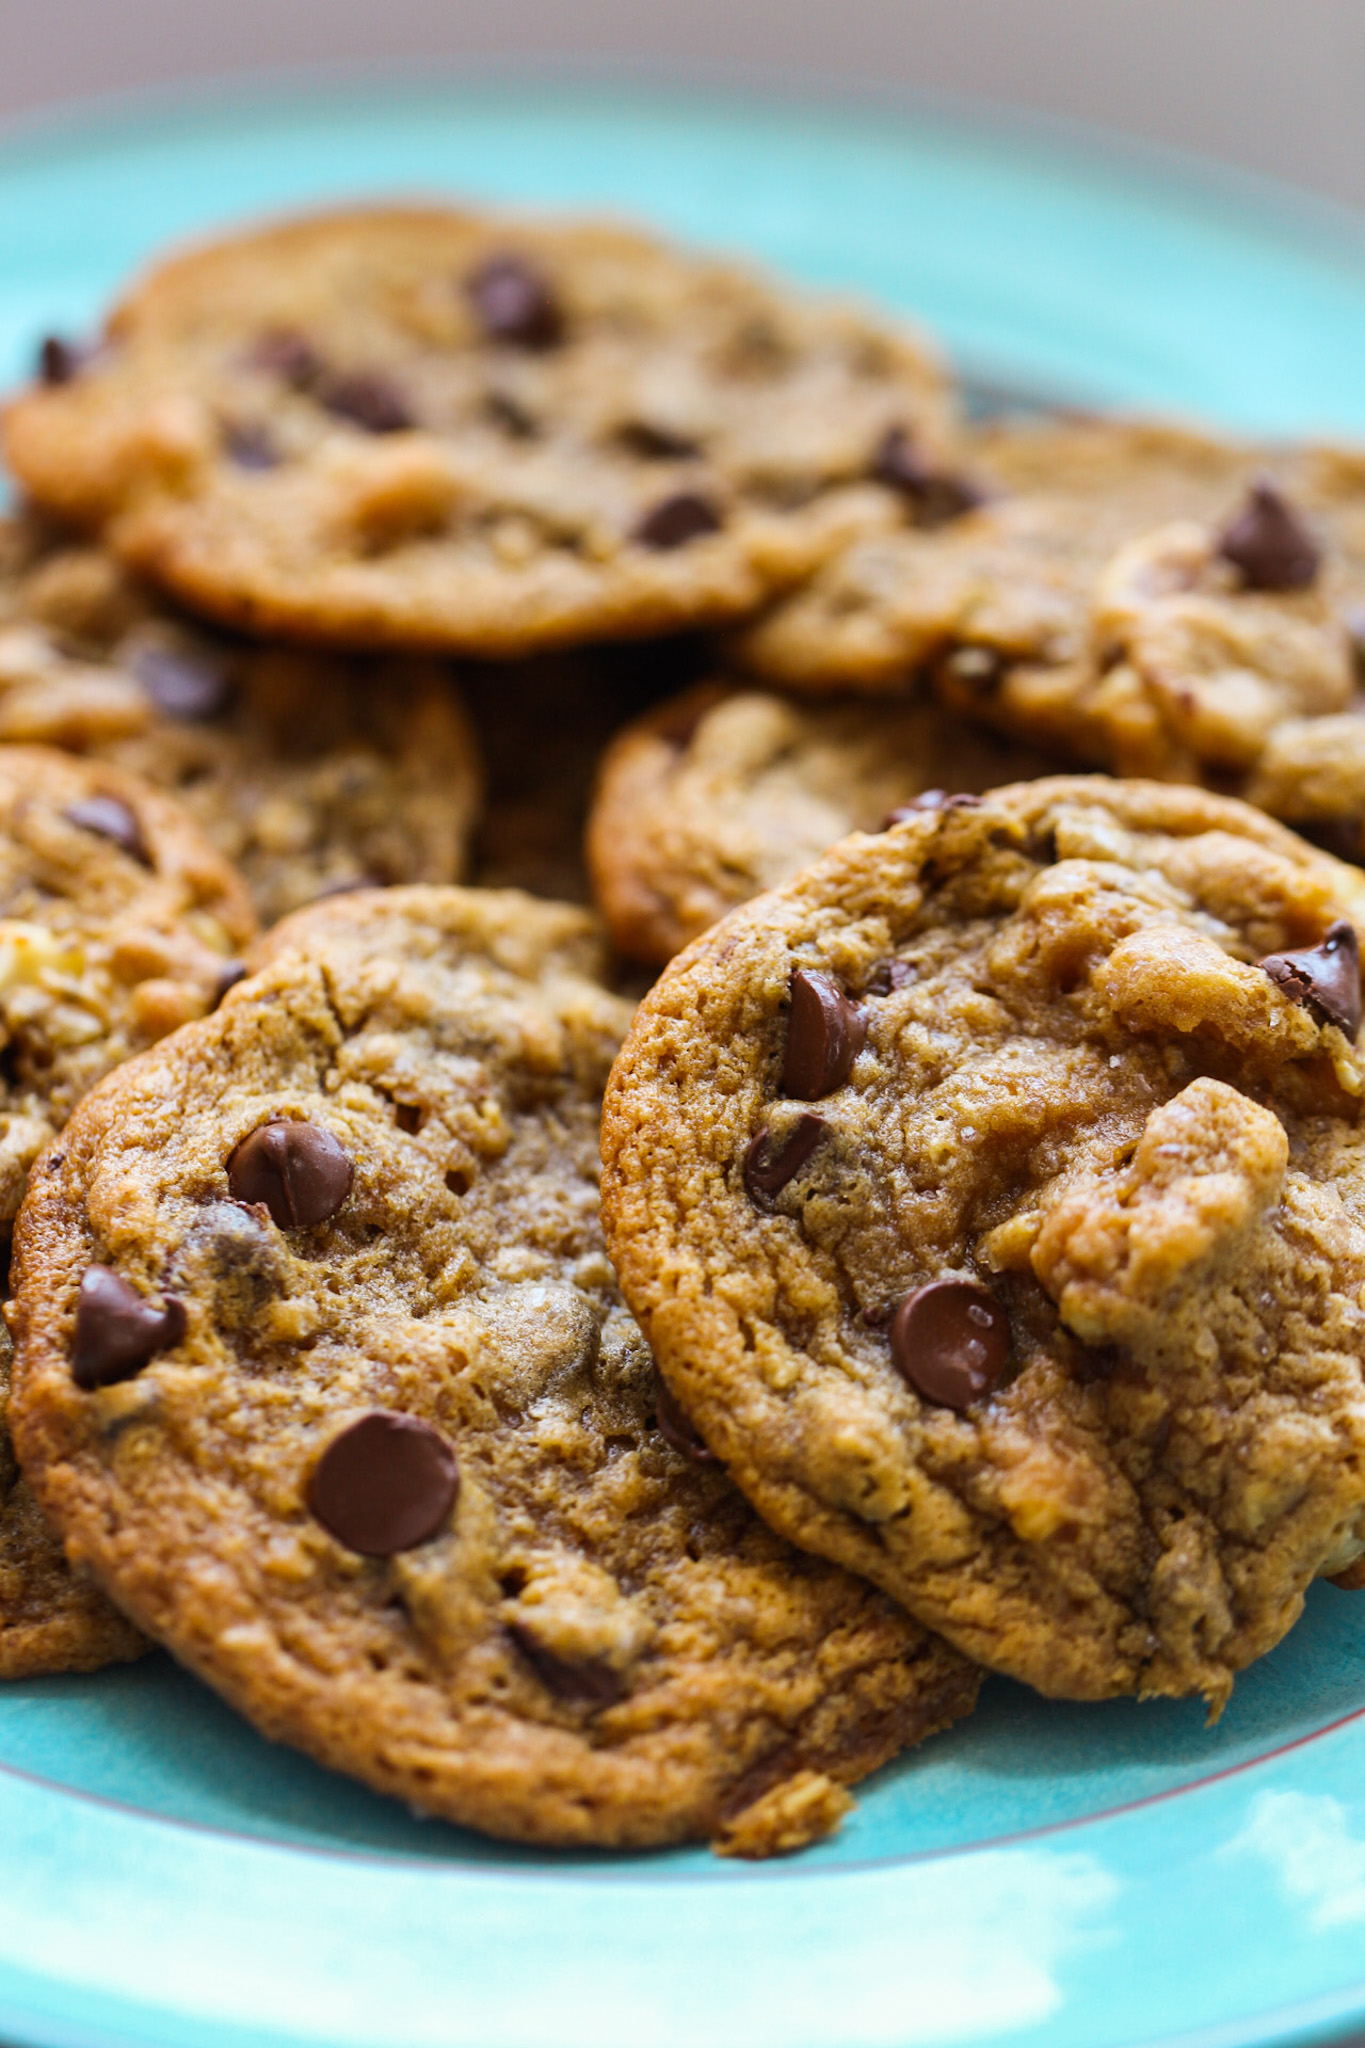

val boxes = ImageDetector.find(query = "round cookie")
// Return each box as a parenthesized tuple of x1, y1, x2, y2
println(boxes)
(0, 516, 481, 923)
(601, 778, 1365, 1709)
(0, 742, 254, 1677)
(8, 886, 977, 1850)
(586, 678, 1061, 963)
(3, 207, 954, 656)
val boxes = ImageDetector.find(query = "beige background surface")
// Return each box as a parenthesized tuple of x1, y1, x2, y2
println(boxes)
(1, 0, 1364, 211)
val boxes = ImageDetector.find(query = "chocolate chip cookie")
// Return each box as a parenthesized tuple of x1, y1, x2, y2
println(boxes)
(3, 207, 953, 656)
(0, 741, 254, 1676)
(9, 886, 977, 1849)
(0, 516, 481, 923)
(601, 778, 1365, 1709)
(586, 678, 1059, 962)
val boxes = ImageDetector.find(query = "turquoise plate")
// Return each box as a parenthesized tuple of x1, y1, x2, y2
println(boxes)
(3, 73, 1365, 2048)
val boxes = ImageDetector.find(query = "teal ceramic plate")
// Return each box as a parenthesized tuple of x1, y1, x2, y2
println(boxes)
(3, 73, 1365, 2048)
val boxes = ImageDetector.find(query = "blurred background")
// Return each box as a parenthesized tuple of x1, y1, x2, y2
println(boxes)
(3, 0, 1365, 211)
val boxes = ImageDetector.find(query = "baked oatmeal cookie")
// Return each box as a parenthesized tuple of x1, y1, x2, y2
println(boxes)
(0, 516, 480, 923)
(3, 207, 954, 655)
(8, 886, 977, 1849)
(586, 678, 1057, 962)
(602, 778, 1365, 1708)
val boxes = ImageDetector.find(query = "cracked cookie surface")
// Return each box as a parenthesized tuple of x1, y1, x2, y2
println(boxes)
(9, 885, 976, 1848)
(3, 207, 953, 656)
(587, 677, 1059, 963)
(601, 778, 1365, 1707)
(0, 516, 481, 923)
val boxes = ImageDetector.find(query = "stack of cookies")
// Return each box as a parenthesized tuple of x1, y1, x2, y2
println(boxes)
(1, 202, 1364, 1858)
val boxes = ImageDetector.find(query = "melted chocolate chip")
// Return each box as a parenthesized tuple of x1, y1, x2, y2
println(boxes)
(38, 335, 95, 386)
(222, 420, 281, 471)
(782, 969, 866, 1100)
(1218, 482, 1320, 592)
(890, 1279, 1011, 1410)
(1258, 918, 1362, 1036)
(634, 492, 723, 550)
(307, 1410, 458, 1556)
(320, 371, 413, 434)
(131, 645, 235, 722)
(873, 426, 984, 526)
(884, 790, 984, 829)
(227, 1120, 354, 1228)
(248, 329, 322, 387)
(466, 254, 564, 349)
(743, 1114, 827, 1204)
(506, 1622, 625, 1706)
(72, 1266, 186, 1390)
(64, 793, 150, 865)
(864, 958, 916, 997)
(654, 1373, 719, 1463)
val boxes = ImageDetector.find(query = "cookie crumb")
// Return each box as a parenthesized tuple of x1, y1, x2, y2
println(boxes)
(713, 1771, 854, 1859)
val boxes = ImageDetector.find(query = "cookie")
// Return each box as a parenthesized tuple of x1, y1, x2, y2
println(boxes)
(587, 678, 1060, 962)
(0, 516, 481, 924)
(0, 741, 254, 1676)
(601, 778, 1365, 1709)
(3, 207, 954, 656)
(9, 886, 977, 1850)
(733, 419, 1365, 807)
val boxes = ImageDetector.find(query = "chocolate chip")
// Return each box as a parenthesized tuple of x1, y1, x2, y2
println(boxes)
(248, 329, 322, 387)
(307, 1410, 457, 1556)
(72, 1265, 186, 1390)
(782, 969, 866, 1100)
(634, 492, 723, 550)
(222, 421, 280, 471)
(1258, 918, 1362, 1036)
(506, 1622, 625, 1706)
(890, 1279, 1010, 1410)
(465, 254, 564, 349)
(865, 958, 916, 996)
(64, 793, 150, 865)
(131, 644, 234, 722)
(873, 426, 984, 526)
(618, 420, 701, 460)
(1218, 482, 1320, 592)
(38, 335, 95, 386)
(884, 790, 984, 829)
(320, 371, 413, 434)
(653, 1372, 718, 1463)
(214, 960, 248, 1005)
(743, 1114, 827, 1203)
(227, 1120, 354, 1228)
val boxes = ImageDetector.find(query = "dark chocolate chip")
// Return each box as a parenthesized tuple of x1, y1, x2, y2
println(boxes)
(466, 253, 564, 349)
(890, 1278, 1011, 1410)
(1218, 482, 1320, 592)
(884, 790, 984, 829)
(782, 968, 867, 1100)
(320, 371, 413, 434)
(743, 1114, 827, 1203)
(873, 426, 984, 526)
(227, 1120, 354, 1228)
(72, 1265, 186, 1390)
(506, 1622, 625, 1706)
(634, 492, 723, 550)
(131, 644, 235, 722)
(307, 1410, 458, 1556)
(222, 420, 281, 471)
(38, 335, 95, 386)
(64, 793, 150, 865)
(248, 329, 322, 387)
(654, 1372, 719, 1463)
(618, 420, 701, 460)
(214, 960, 249, 1005)
(864, 958, 916, 996)
(1258, 918, 1362, 1036)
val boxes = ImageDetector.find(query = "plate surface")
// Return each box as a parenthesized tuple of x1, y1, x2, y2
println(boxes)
(3, 72, 1365, 2048)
